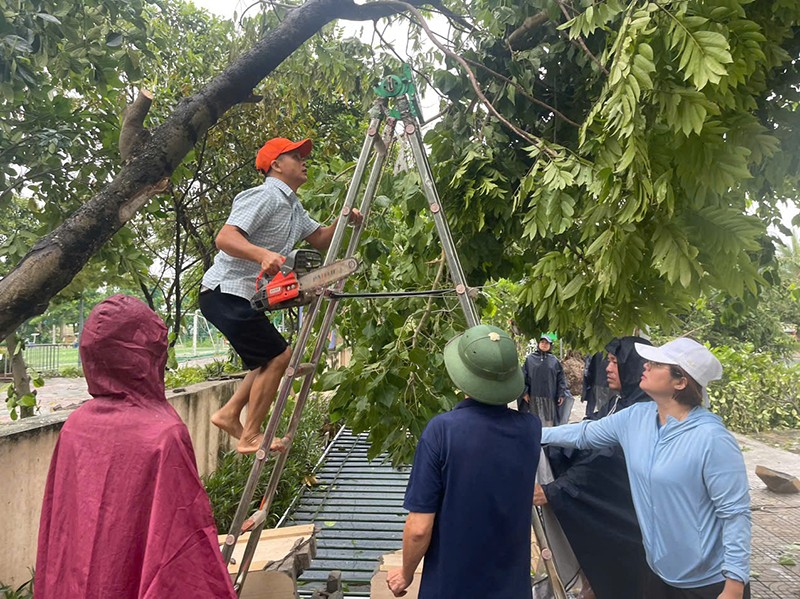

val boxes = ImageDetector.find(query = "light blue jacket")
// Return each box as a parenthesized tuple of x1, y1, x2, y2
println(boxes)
(541, 401, 750, 588)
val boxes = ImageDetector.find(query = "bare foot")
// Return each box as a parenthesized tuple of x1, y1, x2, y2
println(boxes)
(211, 407, 244, 439)
(236, 434, 291, 455)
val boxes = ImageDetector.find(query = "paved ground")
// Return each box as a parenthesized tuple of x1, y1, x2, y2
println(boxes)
(3, 386, 800, 596)
(735, 433, 800, 598)
(0, 377, 91, 423)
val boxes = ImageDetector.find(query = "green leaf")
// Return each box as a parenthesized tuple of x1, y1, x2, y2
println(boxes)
(778, 555, 796, 567)
(561, 274, 584, 300)
(19, 393, 37, 407)
(36, 13, 62, 25)
(3, 35, 33, 53)
(105, 32, 124, 47)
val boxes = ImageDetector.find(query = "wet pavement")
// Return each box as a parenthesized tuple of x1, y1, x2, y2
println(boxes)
(736, 433, 800, 598)
(0, 377, 91, 423)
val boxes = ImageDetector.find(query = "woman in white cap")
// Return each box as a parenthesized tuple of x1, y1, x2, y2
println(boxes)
(541, 337, 750, 599)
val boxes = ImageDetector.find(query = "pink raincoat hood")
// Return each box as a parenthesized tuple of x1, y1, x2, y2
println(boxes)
(35, 295, 235, 599)
(79, 294, 168, 403)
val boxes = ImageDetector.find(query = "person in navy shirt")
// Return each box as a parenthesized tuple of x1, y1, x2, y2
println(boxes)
(387, 324, 542, 598)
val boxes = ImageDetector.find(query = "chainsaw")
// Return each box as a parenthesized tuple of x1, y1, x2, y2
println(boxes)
(250, 249, 359, 312)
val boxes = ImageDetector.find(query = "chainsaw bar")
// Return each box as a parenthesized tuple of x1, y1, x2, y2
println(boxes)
(251, 258, 359, 312)
(296, 258, 359, 291)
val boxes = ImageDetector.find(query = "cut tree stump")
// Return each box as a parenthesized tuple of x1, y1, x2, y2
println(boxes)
(756, 465, 800, 494)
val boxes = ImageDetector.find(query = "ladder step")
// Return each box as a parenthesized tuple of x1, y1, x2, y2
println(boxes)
(289, 362, 316, 378)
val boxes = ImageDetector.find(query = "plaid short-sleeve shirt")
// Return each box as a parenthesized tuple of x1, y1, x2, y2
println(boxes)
(202, 177, 321, 300)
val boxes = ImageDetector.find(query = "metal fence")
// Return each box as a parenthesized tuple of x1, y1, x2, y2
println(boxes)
(1, 342, 230, 378)
(1, 343, 70, 377)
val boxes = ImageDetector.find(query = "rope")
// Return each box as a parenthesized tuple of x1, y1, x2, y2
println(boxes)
(328, 288, 458, 299)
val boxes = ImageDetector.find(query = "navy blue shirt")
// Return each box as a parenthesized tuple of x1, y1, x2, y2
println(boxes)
(404, 398, 542, 599)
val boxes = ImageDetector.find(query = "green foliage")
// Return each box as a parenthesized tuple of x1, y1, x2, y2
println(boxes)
(0, 574, 34, 599)
(651, 237, 800, 357)
(710, 344, 800, 432)
(2, 335, 43, 420)
(203, 393, 333, 532)
(164, 359, 240, 389)
(0, 566, 33, 599)
(57, 365, 83, 378)
(423, 0, 800, 352)
(3, 0, 799, 465)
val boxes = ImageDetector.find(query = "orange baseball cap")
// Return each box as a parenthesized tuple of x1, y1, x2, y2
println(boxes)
(255, 137, 312, 173)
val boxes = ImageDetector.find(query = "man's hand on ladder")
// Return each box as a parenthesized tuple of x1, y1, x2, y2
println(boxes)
(346, 207, 364, 226)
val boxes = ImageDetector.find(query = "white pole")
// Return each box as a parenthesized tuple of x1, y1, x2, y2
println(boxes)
(193, 310, 199, 356)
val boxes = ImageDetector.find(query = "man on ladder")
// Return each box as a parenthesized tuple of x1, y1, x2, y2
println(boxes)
(199, 136, 362, 454)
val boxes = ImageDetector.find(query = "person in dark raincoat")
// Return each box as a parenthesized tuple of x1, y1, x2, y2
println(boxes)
(582, 351, 611, 418)
(35, 295, 236, 599)
(519, 333, 567, 426)
(533, 336, 652, 599)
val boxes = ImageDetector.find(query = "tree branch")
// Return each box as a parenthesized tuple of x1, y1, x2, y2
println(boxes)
(373, 1, 556, 156)
(506, 11, 549, 52)
(462, 57, 580, 127)
(0, 0, 429, 339)
(555, 0, 609, 76)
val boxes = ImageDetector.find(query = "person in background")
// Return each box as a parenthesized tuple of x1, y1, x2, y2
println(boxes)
(581, 350, 610, 418)
(387, 325, 541, 598)
(535, 336, 651, 599)
(35, 295, 236, 599)
(556, 388, 576, 426)
(541, 338, 751, 599)
(519, 333, 567, 426)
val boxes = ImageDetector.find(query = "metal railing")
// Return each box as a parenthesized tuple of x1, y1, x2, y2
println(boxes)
(1, 343, 67, 376)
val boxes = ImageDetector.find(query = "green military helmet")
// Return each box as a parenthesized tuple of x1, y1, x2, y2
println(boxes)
(443, 324, 524, 405)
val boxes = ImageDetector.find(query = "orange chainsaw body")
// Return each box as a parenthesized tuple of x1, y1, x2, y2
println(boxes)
(266, 271, 301, 307)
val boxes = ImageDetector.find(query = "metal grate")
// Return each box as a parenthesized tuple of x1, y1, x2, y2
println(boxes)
(280, 428, 410, 597)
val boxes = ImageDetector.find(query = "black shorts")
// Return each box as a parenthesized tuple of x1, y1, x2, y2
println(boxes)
(199, 287, 288, 370)
(644, 568, 750, 599)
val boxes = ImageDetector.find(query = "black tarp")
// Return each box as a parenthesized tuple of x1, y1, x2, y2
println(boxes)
(542, 336, 652, 599)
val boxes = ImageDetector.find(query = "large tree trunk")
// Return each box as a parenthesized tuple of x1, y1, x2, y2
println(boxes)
(0, 0, 419, 339)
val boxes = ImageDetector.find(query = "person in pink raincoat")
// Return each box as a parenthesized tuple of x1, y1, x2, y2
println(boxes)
(34, 294, 235, 599)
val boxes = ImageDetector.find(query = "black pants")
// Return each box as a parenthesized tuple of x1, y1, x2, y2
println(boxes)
(644, 568, 750, 599)
(199, 287, 288, 370)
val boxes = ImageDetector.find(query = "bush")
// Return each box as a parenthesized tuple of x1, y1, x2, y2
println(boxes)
(164, 360, 240, 389)
(710, 344, 800, 433)
(58, 366, 83, 378)
(203, 392, 335, 533)
(164, 367, 206, 389)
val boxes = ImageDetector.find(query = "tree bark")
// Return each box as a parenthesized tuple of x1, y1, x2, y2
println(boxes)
(0, 0, 423, 340)
(5, 333, 34, 418)
(119, 89, 154, 161)
(507, 11, 549, 52)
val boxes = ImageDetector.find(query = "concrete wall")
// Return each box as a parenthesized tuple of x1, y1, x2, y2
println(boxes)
(0, 379, 239, 587)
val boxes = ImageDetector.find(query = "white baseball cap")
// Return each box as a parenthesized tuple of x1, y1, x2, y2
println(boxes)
(634, 338, 722, 387)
